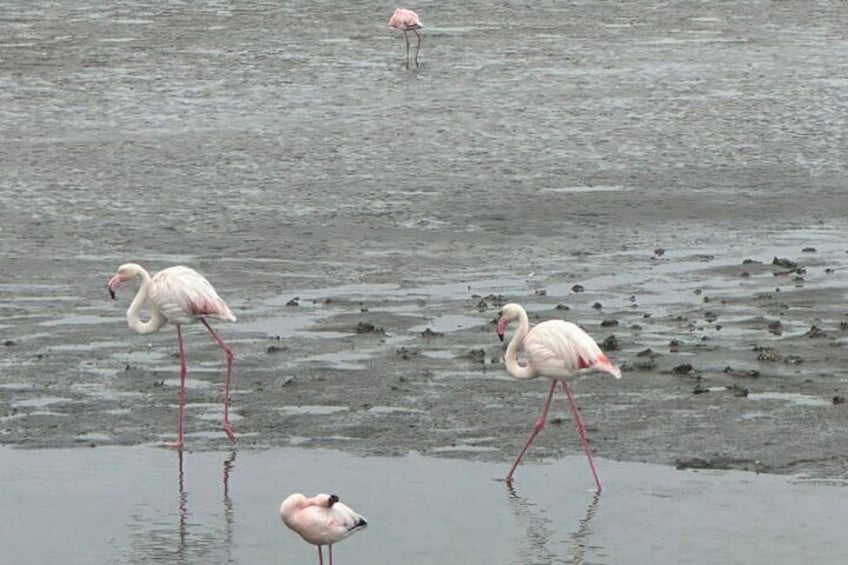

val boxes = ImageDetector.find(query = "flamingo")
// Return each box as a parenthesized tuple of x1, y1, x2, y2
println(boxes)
(107, 263, 237, 448)
(388, 8, 423, 68)
(280, 493, 368, 565)
(496, 303, 622, 492)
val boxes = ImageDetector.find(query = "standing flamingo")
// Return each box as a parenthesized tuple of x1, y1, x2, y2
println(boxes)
(496, 303, 621, 492)
(280, 493, 368, 565)
(107, 263, 237, 448)
(389, 8, 423, 68)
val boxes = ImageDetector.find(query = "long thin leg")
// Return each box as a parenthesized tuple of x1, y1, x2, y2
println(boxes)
(328, 545, 333, 565)
(201, 318, 236, 444)
(505, 380, 558, 482)
(562, 382, 602, 493)
(403, 30, 410, 68)
(412, 29, 421, 67)
(318, 545, 324, 565)
(165, 324, 187, 449)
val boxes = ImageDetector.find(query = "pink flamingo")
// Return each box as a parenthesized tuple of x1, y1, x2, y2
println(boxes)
(107, 263, 237, 449)
(496, 303, 622, 492)
(388, 8, 423, 68)
(280, 493, 368, 565)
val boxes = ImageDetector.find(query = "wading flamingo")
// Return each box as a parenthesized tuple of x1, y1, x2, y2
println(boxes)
(107, 263, 236, 448)
(280, 493, 368, 565)
(389, 8, 422, 68)
(496, 303, 621, 492)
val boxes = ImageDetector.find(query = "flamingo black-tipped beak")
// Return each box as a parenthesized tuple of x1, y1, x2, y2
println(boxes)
(497, 331, 504, 343)
(328, 494, 339, 506)
(107, 274, 122, 299)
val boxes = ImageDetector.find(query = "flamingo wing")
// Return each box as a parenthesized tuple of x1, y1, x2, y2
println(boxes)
(293, 503, 367, 545)
(524, 320, 621, 379)
(150, 266, 235, 324)
(389, 8, 422, 29)
(328, 501, 368, 537)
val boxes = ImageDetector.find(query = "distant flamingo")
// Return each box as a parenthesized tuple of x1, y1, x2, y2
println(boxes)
(280, 493, 368, 565)
(496, 303, 622, 492)
(107, 263, 237, 448)
(389, 8, 422, 68)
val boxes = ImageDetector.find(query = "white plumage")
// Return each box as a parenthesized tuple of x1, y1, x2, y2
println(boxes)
(280, 493, 367, 565)
(495, 303, 622, 490)
(107, 262, 237, 447)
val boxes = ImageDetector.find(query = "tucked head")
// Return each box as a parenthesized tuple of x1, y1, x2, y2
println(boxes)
(496, 303, 524, 342)
(107, 263, 143, 299)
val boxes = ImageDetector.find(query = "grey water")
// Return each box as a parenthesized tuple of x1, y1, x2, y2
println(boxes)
(1, 447, 846, 565)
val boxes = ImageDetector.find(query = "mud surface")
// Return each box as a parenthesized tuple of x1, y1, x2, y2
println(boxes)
(2, 1, 848, 479)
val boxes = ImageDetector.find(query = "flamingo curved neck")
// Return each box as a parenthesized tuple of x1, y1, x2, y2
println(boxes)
(504, 309, 535, 380)
(126, 268, 167, 335)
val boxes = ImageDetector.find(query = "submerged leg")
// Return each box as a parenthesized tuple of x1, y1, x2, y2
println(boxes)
(201, 318, 236, 444)
(562, 382, 602, 493)
(165, 324, 187, 449)
(413, 29, 421, 67)
(505, 380, 558, 482)
(403, 30, 410, 68)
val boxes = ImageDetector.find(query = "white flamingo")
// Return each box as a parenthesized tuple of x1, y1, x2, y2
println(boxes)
(280, 493, 368, 565)
(496, 303, 622, 492)
(107, 263, 236, 448)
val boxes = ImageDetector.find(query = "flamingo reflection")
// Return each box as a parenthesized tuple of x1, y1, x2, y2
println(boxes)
(506, 481, 601, 564)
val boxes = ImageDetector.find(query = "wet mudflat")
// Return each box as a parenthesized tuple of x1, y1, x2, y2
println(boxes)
(1, 447, 846, 565)
(1, 0, 848, 562)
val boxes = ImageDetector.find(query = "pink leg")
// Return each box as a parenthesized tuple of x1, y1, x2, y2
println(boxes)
(562, 382, 602, 493)
(505, 380, 558, 482)
(413, 29, 421, 67)
(317, 545, 324, 565)
(403, 30, 410, 68)
(201, 319, 236, 444)
(165, 325, 187, 449)
(328, 545, 333, 565)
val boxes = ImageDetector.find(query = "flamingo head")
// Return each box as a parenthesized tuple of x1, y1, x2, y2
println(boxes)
(496, 316, 507, 342)
(107, 263, 141, 299)
(496, 303, 524, 342)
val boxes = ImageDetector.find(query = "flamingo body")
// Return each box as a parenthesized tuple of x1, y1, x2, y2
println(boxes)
(388, 8, 422, 30)
(148, 266, 235, 325)
(107, 262, 237, 448)
(496, 303, 621, 491)
(517, 320, 621, 381)
(280, 493, 367, 565)
(388, 8, 423, 68)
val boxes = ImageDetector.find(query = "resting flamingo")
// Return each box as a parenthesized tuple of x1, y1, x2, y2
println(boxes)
(496, 303, 621, 492)
(389, 8, 423, 68)
(107, 263, 236, 448)
(280, 493, 368, 565)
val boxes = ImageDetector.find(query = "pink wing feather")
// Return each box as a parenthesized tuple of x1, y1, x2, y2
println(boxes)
(150, 266, 235, 324)
(524, 320, 621, 379)
(389, 8, 422, 30)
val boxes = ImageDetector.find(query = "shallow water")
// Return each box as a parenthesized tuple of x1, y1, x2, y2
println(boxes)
(0, 447, 845, 565)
